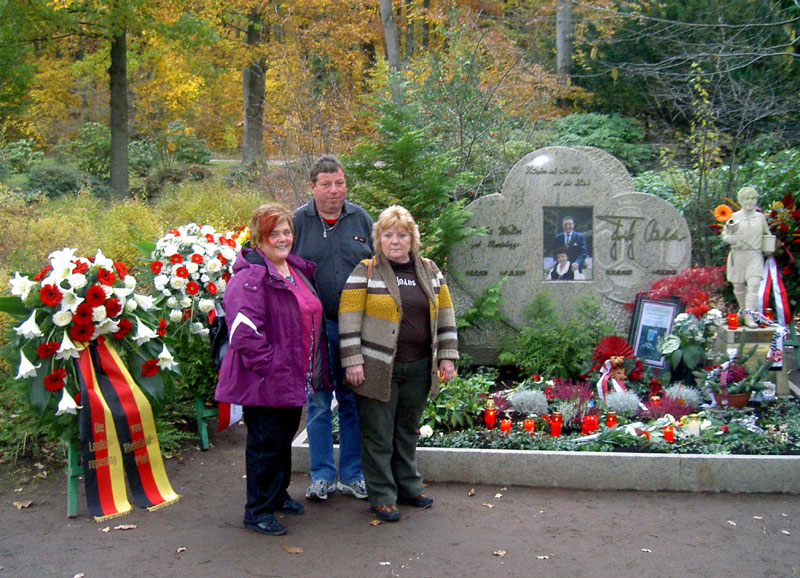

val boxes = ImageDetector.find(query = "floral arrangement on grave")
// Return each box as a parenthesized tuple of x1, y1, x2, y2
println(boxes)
(658, 309, 724, 381)
(1, 248, 179, 435)
(591, 336, 644, 400)
(695, 346, 770, 396)
(143, 223, 241, 337)
(626, 266, 727, 317)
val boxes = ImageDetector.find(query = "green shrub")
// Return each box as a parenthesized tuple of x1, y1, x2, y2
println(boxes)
(73, 122, 111, 178)
(422, 367, 496, 431)
(129, 139, 157, 177)
(2, 138, 43, 173)
(25, 163, 94, 198)
(498, 291, 615, 379)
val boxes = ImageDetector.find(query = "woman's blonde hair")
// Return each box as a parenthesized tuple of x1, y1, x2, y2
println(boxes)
(373, 205, 421, 258)
(250, 204, 293, 249)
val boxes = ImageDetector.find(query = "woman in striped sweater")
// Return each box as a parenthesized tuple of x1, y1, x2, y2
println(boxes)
(338, 205, 458, 522)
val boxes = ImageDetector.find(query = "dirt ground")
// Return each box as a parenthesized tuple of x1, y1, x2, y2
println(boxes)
(1, 422, 799, 578)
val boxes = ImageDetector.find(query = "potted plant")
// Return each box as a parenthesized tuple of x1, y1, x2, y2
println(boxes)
(695, 345, 771, 409)
(658, 309, 724, 384)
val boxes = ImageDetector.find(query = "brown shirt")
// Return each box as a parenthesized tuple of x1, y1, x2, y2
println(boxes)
(390, 259, 431, 362)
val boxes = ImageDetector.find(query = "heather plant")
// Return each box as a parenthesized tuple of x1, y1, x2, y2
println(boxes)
(663, 384, 703, 409)
(605, 390, 643, 417)
(509, 389, 548, 417)
(422, 367, 496, 432)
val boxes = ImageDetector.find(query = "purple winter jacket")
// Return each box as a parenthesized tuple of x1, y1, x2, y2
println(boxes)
(214, 248, 332, 407)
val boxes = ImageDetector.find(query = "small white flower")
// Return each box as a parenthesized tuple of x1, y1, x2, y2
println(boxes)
(170, 276, 186, 290)
(93, 249, 115, 271)
(125, 299, 138, 313)
(133, 317, 158, 346)
(198, 299, 214, 313)
(419, 425, 433, 439)
(56, 332, 80, 360)
(94, 318, 120, 335)
(161, 244, 179, 257)
(112, 286, 133, 300)
(53, 310, 73, 327)
(154, 274, 169, 291)
(162, 289, 172, 297)
(169, 309, 183, 323)
(133, 293, 156, 311)
(124, 275, 136, 289)
(166, 297, 179, 308)
(92, 306, 107, 322)
(190, 322, 208, 336)
(55, 388, 81, 416)
(180, 297, 191, 308)
(59, 288, 83, 313)
(16, 350, 40, 379)
(8, 272, 38, 300)
(674, 313, 690, 324)
(14, 312, 43, 339)
(67, 273, 87, 290)
(726, 348, 739, 361)
(205, 258, 222, 273)
(186, 262, 199, 275)
(157, 343, 178, 371)
(200, 225, 216, 236)
(102, 284, 114, 299)
(200, 274, 210, 283)
(220, 246, 236, 260)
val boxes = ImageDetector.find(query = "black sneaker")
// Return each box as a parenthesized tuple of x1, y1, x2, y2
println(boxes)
(398, 494, 434, 509)
(278, 497, 305, 515)
(372, 504, 401, 522)
(244, 514, 288, 536)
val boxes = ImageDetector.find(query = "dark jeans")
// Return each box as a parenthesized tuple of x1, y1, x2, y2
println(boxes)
(356, 357, 431, 507)
(243, 405, 302, 523)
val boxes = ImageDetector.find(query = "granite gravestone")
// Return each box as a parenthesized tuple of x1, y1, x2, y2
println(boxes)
(449, 146, 692, 363)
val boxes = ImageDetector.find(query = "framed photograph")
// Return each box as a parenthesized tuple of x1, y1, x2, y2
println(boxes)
(628, 295, 682, 368)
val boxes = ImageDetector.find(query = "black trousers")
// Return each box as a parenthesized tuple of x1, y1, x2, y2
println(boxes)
(242, 405, 302, 522)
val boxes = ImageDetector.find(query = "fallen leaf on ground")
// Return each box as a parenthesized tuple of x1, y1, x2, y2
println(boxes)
(100, 527, 110, 533)
(34, 471, 48, 479)
(781, 530, 791, 535)
(114, 524, 137, 530)
(536, 555, 549, 560)
(482, 503, 494, 508)
(640, 549, 652, 553)
(467, 488, 475, 497)
(494, 493, 503, 499)
(13, 501, 32, 509)
(379, 562, 391, 566)
(282, 546, 303, 554)
(370, 519, 381, 526)
(14, 488, 23, 492)
(500, 487, 507, 491)
(753, 516, 763, 520)
(176, 547, 187, 553)
(782, 513, 788, 517)
(727, 520, 737, 526)
(493, 550, 506, 557)
(74, 574, 85, 578)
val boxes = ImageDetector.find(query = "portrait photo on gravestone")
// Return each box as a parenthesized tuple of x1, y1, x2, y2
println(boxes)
(543, 207, 593, 281)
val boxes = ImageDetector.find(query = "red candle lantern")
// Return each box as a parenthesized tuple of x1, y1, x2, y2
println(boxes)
(606, 411, 617, 428)
(550, 412, 562, 437)
(500, 419, 512, 436)
(650, 395, 661, 407)
(581, 414, 599, 434)
(484, 409, 496, 429)
(765, 308, 774, 321)
(663, 425, 674, 443)
(523, 418, 536, 434)
(727, 313, 738, 330)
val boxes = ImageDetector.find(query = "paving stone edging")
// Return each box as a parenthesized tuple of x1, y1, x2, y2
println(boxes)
(292, 430, 800, 494)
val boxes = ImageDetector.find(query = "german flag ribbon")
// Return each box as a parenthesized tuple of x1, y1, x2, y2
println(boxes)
(76, 340, 179, 521)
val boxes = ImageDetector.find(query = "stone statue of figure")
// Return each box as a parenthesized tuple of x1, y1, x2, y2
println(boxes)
(721, 186, 774, 328)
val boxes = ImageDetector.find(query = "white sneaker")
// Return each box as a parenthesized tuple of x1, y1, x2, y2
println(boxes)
(305, 480, 335, 501)
(337, 479, 368, 500)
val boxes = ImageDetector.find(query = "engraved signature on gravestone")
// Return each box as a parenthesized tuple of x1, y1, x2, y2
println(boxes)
(597, 215, 689, 261)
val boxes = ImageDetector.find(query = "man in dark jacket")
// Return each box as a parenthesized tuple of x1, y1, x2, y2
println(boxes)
(553, 215, 588, 272)
(292, 155, 374, 502)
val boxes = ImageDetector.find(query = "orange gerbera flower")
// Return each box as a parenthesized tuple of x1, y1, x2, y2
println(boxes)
(714, 204, 733, 222)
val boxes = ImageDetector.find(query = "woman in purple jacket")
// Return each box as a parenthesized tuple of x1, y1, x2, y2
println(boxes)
(215, 204, 331, 536)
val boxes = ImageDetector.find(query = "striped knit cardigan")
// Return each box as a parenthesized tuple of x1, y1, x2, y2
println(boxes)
(338, 253, 459, 402)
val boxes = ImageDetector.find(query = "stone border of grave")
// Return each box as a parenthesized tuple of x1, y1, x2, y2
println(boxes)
(291, 429, 800, 494)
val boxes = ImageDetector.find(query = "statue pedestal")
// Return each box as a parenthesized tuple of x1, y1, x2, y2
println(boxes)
(714, 327, 790, 396)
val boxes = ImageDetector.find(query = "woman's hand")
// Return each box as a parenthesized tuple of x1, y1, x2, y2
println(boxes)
(345, 365, 365, 387)
(437, 360, 457, 383)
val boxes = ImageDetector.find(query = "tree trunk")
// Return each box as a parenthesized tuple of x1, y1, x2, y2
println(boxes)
(556, 0, 572, 106)
(109, 29, 129, 197)
(242, 9, 266, 166)
(422, 0, 430, 50)
(380, 0, 401, 71)
(405, 0, 415, 60)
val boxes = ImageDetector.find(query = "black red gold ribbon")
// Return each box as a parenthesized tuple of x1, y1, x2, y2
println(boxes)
(76, 340, 179, 521)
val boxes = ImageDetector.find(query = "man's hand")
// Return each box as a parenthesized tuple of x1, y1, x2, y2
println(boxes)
(345, 365, 365, 387)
